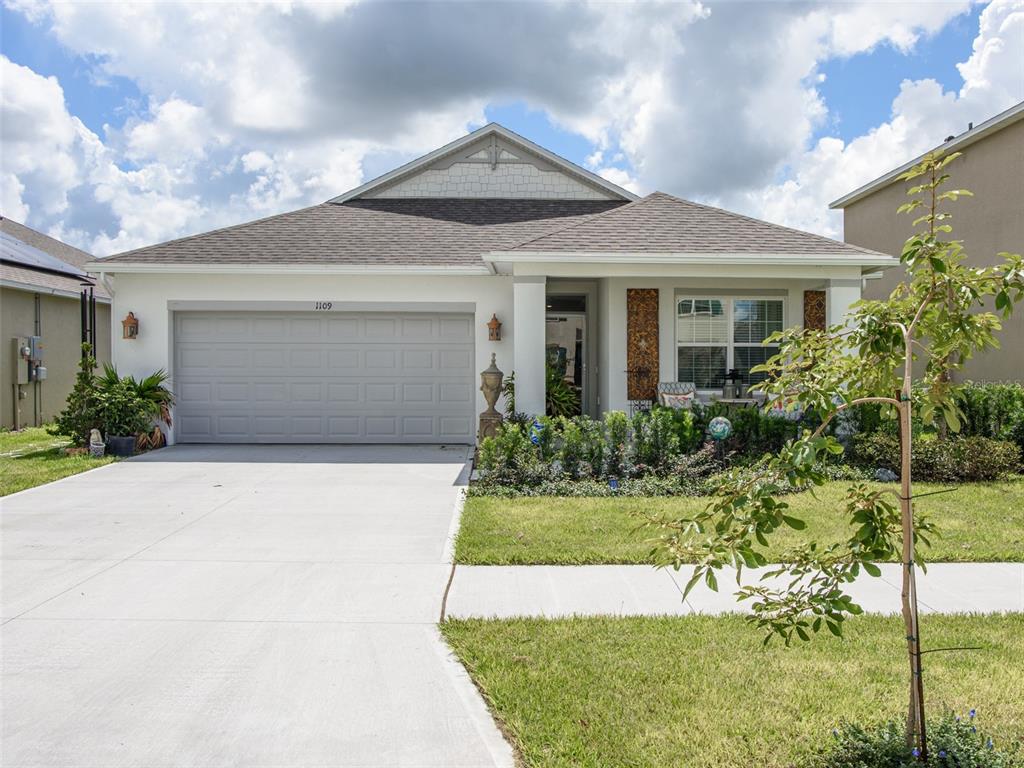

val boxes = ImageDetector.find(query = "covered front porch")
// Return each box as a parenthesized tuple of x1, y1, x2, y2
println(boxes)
(502, 263, 881, 418)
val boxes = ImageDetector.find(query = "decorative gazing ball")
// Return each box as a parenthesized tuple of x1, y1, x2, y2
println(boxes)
(708, 416, 732, 441)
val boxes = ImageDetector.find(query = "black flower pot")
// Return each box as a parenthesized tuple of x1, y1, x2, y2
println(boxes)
(106, 435, 136, 457)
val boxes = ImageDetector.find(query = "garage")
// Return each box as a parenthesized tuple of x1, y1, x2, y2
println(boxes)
(172, 311, 476, 444)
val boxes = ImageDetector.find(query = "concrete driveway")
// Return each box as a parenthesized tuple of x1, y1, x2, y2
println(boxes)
(1, 445, 513, 768)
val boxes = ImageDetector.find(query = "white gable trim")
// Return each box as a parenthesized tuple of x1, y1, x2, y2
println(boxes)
(329, 123, 638, 203)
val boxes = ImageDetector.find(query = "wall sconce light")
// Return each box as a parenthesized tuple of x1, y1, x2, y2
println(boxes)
(122, 311, 139, 340)
(487, 313, 502, 341)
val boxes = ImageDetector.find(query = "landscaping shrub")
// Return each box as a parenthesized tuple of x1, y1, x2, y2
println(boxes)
(50, 344, 100, 446)
(691, 402, 821, 459)
(957, 381, 1024, 454)
(578, 416, 606, 479)
(604, 410, 630, 479)
(852, 432, 1021, 482)
(557, 417, 587, 479)
(478, 423, 552, 486)
(804, 710, 1019, 767)
(633, 408, 682, 476)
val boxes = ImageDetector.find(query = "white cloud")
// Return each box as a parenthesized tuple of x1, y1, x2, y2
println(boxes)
(0, 56, 84, 218)
(2, 0, 1021, 255)
(734, 0, 1024, 238)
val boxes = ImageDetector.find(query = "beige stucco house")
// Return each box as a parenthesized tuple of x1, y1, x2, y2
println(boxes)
(1, 218, 111, 429)
(89, 123, 895, 445)
(831, 101, 1024, 382)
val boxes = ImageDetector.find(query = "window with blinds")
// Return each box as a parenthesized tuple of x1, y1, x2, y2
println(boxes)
(676, 297, 784, 389)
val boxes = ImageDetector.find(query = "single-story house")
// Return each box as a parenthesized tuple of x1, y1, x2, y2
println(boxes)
(1, 217, 111, 430)
(89, 123, 896, 445)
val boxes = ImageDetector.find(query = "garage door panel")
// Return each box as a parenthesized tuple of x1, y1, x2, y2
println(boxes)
(174, 312, 474, 444)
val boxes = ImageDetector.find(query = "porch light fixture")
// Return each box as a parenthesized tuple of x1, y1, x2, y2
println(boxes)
(487, 313, 502, 341)
(122, 311, 139, 340)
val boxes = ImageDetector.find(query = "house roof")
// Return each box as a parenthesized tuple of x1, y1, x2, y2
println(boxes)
(94, 199, 625, 270)
(830, 100, 1024, 209)
(0, 217, 110, 300)
(329, 123, 638, 204)
(494, 192, 884, 258)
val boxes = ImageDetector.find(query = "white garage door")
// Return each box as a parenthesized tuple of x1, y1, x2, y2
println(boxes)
(173, 311, 476, 444)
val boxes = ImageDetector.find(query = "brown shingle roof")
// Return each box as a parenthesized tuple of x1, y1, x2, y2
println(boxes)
(506, 192, 882, 256)
(0, 217, 110, 299)
(98, 199, 626, 267)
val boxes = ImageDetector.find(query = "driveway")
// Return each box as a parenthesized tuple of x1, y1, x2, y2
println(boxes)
(1, 445, 513, 768)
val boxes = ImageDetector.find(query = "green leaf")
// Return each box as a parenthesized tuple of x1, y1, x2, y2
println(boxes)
(781, 515, 806, 531)
(863, 562, 881, 577)
(705, 569, 719, 592)
(682, 569, 703, 599)
(826, 621, 843, 638)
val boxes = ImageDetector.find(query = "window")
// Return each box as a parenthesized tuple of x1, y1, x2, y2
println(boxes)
(676, 297, 784, 389)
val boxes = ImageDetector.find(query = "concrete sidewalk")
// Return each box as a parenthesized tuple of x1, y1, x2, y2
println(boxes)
(445, 562, 1024, 619)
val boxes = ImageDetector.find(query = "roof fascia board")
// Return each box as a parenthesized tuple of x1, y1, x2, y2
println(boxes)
(484, 250, 899, 267)
(829, 101, 1024, 209)
(329, 123, 639, 204)
(86, 262, 492, 276)
(1, 278, 111, 302)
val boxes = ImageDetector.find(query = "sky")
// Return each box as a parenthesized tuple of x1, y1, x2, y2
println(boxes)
(1, 0, 1022, 256)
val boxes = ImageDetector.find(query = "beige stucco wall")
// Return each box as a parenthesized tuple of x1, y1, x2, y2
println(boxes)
(843, 119, 1024, 381)
(1, 287, 112, 429)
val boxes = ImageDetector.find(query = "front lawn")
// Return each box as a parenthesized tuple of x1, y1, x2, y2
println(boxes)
(455, 479, 1024, 564)
(443, 613, 1024, 768)
(0, 427, 115, 496)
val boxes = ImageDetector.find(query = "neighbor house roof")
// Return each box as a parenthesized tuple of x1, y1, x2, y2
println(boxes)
(0, 217, 110, 300)
(491, 192, 886, 259)
(93, 199, 625, 271)
(830, 100, 1024, 209)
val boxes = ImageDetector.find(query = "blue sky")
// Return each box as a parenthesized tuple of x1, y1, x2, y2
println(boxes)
(1, 1, 1020, 254)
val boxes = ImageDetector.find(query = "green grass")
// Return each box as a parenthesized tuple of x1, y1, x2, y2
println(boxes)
(456, 479, 1024, 564)
(443, 613, 1024, 768)
(0, 427, 115, 496)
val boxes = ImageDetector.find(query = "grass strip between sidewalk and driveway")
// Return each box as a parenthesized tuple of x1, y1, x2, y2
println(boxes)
(455, 479, 1024, 565)
(443, 613, 1024, 768)
(0, 427, 115, 497)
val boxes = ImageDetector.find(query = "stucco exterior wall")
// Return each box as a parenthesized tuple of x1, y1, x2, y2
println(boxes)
(368, 161, 612, 200)
(108, 273, 513, 443)
(843, 119, 1024, 381)
(1, 287, 112, 429)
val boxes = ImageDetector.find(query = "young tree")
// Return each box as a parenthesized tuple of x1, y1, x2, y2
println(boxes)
(49, 343, 100, 446)
(652, 150, 1023, 760)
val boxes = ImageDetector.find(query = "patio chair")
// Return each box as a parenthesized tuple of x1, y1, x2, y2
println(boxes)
(656, 381, 697, 410)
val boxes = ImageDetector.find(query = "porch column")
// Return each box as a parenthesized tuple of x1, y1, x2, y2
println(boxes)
(513, 276, 547, 416)
(826, 278, 862, 328)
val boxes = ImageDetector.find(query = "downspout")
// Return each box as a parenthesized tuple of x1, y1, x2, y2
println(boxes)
(34, 293, 42, 427)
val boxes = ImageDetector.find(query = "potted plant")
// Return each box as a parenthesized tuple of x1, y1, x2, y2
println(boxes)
(96, 376, 151, 457)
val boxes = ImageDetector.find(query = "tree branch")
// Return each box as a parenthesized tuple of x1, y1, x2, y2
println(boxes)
(810, 397, 901, 439)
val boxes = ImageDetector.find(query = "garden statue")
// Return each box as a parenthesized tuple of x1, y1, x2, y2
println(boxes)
(478, 354, 504, 441)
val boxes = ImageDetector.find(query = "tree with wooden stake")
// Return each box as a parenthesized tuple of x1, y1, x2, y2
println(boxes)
(650, 149, 1023, 761)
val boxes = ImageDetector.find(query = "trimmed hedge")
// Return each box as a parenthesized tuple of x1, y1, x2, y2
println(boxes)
(852, 433, 1021, 482)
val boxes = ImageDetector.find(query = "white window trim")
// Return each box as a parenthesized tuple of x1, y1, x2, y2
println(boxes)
(674, 295, 787, 394)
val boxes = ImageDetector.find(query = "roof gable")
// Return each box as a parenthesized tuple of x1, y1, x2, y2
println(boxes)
(330, 123, 637, 203)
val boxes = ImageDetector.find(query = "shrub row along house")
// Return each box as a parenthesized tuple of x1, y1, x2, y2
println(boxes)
(89, 123, 897, 445)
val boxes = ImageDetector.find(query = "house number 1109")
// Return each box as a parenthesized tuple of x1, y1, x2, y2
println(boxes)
(314, 302, 333, 310)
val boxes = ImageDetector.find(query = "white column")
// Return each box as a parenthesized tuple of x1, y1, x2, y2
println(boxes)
(513, 276, 547, 416)
(826, 278, 862, 328)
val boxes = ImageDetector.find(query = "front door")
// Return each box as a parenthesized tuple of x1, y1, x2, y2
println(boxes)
(545, 305, 586, 417)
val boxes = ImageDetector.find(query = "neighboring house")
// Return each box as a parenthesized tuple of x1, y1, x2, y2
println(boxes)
(89, 123, 895, 445)
(1, 218, 112, 429)
(831, 101, 1024, 382)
